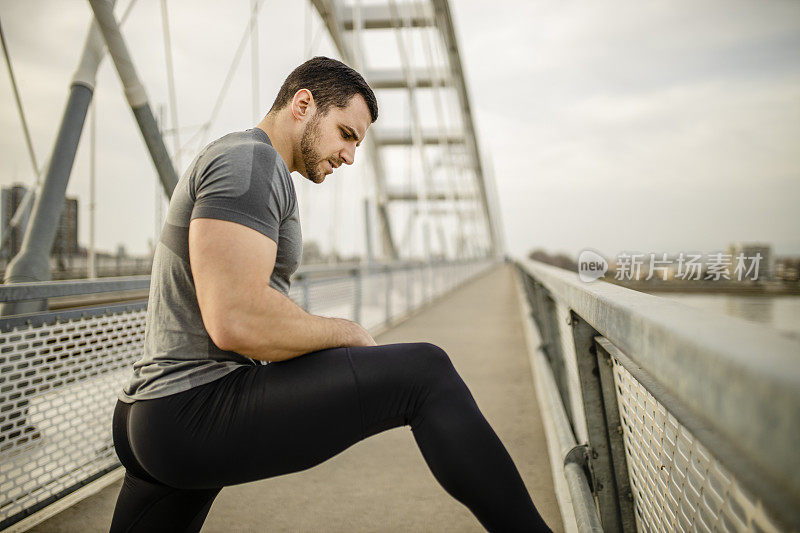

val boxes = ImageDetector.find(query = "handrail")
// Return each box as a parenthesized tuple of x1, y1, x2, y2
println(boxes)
(0, 257, 487, 303)
(517, 259, 800, 528)
(0, 275, 151, 302)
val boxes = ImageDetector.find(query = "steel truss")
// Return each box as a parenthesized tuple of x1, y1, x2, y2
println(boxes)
(310, 0, 502, 261)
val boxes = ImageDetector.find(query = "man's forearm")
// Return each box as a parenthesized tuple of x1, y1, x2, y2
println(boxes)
(222, 283, 359, 362)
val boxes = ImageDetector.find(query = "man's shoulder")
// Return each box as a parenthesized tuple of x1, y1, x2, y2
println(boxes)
(202, 129, 278, 163)
(191, 129, 292, 201)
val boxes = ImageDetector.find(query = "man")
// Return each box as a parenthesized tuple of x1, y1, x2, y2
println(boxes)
(189, 57, 378, 363)
(110, 57, 550, 532)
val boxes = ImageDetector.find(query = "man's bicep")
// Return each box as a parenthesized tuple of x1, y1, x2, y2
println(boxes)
(188, 217, 277, 349)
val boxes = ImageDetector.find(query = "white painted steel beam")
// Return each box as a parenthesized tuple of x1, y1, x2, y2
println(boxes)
(387, 190, 474, 201)
(373, 128, 464, 146)
(311, 0, 497, 260)
(366, 68, 450, 89)
(339, 2, 435, 30)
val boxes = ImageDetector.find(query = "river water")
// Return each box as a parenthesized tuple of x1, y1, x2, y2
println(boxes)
(657, 293, 800, 341)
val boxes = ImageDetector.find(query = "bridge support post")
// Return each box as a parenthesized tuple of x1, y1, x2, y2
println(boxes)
(569, 310, 637, 532)
(405, 264, 412, 314)
(594, 336, 637, 531)
(384, 266, 391, 326)
(353, 267, 363, 325)
(301, 276, 311, 312)
(525, 276, 573, 426)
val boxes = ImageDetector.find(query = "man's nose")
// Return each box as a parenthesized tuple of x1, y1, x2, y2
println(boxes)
(340, 145, 355, 165)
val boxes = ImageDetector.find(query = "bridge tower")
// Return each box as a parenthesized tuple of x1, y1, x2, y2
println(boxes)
(310, 0, 503, 261)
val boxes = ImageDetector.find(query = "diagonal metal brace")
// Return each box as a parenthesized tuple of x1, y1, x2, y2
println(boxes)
(86, 0, 178, 198)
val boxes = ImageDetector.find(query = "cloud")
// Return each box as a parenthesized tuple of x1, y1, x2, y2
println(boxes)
(454, 0, 800, 257)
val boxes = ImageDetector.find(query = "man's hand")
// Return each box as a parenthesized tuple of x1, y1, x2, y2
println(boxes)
(337, 318, 377, 347)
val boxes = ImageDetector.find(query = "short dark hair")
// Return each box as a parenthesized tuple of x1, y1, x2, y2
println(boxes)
(269, 56, 378, 122)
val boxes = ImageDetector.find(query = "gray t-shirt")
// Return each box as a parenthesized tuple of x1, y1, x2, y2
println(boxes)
(118, 128, 302, 403)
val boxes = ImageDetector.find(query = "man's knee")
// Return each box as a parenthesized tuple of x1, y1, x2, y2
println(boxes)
(408, 342, 458, 381)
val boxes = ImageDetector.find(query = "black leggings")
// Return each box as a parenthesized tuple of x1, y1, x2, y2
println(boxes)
(110, 342, 551, 532)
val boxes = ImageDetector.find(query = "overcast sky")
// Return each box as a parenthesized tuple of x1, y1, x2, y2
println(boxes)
(1, 0, 798, 260)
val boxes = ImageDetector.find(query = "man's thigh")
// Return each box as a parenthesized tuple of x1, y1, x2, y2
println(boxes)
(200, 343, 439, 482)
(137, 346, 364, 487)
(131, 343, 434, 489)
(110, 471, 220, 533)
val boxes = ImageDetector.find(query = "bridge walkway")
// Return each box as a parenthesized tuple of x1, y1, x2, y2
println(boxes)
(29, 263, 563, 532)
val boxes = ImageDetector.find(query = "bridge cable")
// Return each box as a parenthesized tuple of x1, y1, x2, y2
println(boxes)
(160, 0, 181, 171)
(0, 0, 141, 255)
(191, 0, 268, 150)
(0, 14, 39, 253)
(387, 0, 441, 260)
(415, 1, 462, 259)
(250, 0, 260, 123)
(432, 6, 477, 257)
(429, 29, 478, 256)
(0, 17, 40, 183)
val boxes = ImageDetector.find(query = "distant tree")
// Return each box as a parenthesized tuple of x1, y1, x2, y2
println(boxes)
(527, 248, 578, 272)
(302, 240, 324, 264)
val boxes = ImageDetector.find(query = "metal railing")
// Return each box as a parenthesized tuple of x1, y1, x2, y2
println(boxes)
(515, 259, 799, 533)
(0, 257, 495, 531)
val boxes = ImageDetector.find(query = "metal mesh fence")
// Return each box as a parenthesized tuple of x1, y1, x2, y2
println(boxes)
(0, 303, 146, 530)
(612, 358, 782, 533)
(305, 277, 358, 321)
(360, 270, 390, 331)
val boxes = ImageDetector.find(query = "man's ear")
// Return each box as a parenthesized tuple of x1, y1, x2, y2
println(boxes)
(291, 89, 314, 121)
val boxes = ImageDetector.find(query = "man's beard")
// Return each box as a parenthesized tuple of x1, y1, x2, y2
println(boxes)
(299, 114, 325, 184)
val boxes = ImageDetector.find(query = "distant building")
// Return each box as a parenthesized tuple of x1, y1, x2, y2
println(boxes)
(1, 184, 29, 260)
(774, 257, 799, 282)
(53, 197, 79, 256)
(727, 242, 772, 281)
(301, 240, 323, 264)
(1, 184, 79, 260)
